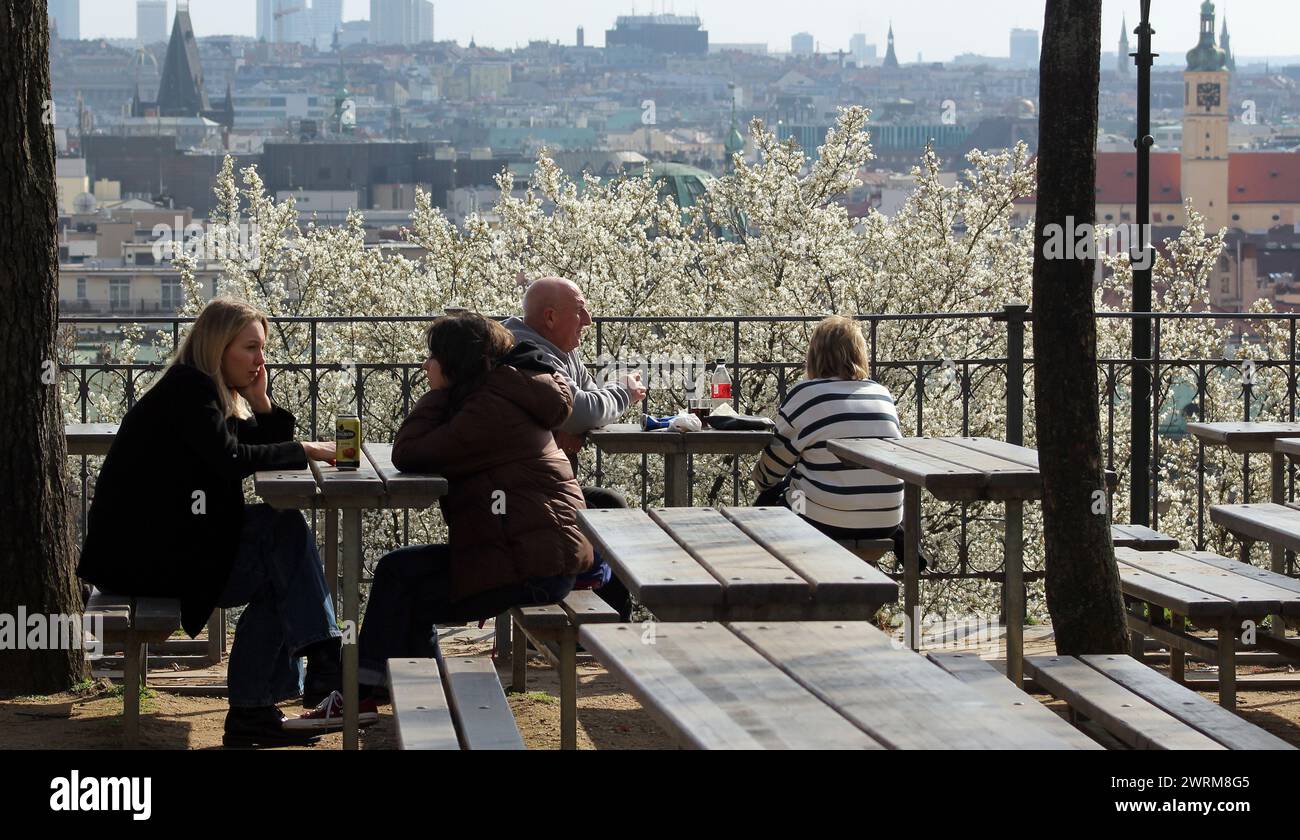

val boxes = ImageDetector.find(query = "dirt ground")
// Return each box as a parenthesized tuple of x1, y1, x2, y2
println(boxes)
(3, 625, 1299, 750)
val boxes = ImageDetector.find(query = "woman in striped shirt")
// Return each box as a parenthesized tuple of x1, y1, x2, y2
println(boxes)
(753, 315, 909, 552)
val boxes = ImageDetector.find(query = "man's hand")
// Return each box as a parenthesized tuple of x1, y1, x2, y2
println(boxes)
(618, 371, 647, 403)
(301, 441, 336, 463)
(238, 365, 273, 414)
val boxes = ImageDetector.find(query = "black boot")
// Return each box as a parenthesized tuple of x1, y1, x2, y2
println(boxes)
(303, 637, 342, 708)
(223, 706, 320, 748)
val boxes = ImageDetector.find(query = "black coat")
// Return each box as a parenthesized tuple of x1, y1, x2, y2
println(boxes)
(76, 363, 307, 636)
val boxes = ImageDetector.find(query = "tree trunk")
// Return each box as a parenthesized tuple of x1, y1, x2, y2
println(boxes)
(0, 2, 86, 692)
(1033, 0, 1128, 654)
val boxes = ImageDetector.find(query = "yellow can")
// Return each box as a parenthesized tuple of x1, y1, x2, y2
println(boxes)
(335, 414, 362, 470)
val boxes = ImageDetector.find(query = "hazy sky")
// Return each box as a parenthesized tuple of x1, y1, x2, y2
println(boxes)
(75, 1, 1299, 63)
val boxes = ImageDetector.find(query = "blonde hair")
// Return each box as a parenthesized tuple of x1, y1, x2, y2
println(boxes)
(170, 298, 269, 420)
(806, 315, 871, 381)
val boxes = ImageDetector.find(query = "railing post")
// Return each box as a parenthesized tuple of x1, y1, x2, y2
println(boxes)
(1001, 302, 1029, 446)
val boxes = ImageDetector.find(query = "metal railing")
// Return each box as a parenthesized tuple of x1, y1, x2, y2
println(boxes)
(59, 305, 1300, 581)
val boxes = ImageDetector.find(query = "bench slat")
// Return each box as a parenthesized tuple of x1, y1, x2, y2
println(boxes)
(1080, 654, 1295, 751)
(1111, 524, 1180, 551)
(387, 658, 460, 750)
(942, 436, 1120, 489)
(828, 438, 986, 497)
(577, 508, 723, 611)
(731, 621, 1086, 749)
(559, 589, 621, 626)
(579, 622, 883, 750)
(650, 507, 811, 606)
(926, 652, 1103, 750)
(514, 602, 570, 631)
(1024, 656, 1226, 750)
(440, 656, 525, 751)
(893, 437, 1040, 495)
(721, 507, 898, 609)
(1179, 550, 1300, 606)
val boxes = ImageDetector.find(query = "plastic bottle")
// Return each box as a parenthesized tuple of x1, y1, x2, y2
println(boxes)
(711, 359, 732, 409)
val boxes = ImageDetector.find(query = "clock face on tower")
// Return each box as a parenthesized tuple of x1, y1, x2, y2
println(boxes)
(1197, 82, 1222, 110)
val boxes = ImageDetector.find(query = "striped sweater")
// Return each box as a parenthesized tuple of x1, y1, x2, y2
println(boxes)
(752, 378, 904, 534)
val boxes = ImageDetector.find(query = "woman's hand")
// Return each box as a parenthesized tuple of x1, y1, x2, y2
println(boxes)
(301, 441, 336, 463)
(238, 365, 273, 414)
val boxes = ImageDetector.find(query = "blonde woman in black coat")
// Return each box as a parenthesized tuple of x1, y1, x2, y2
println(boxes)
(77, 298, 343, 747)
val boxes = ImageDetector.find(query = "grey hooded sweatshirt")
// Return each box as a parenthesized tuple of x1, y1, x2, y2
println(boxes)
(503, 316, 631, 435)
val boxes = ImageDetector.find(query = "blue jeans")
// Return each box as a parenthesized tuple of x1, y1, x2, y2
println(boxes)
(358, 543, 574, 687)
(217, 504, 340, 708)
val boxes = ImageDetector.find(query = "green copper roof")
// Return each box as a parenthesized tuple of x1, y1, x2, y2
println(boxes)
(1187, 1, 1228, 72)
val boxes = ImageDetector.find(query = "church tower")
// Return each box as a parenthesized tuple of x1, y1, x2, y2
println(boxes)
(1182, 1, 1231, 231)
(1117, 17, 1130, 76)
(1220, 16, 1235, 72)
(882, 24, 899, 70)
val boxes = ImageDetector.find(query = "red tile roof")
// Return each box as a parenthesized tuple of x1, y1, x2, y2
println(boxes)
(1095, 152, 1182, 205)
(1228, 153, 1300, 203)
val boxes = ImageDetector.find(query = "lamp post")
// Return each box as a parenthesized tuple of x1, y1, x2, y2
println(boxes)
(1130, 0, 1157, 526)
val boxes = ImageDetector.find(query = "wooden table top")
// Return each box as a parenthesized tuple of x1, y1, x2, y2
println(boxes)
(255, 442, 447, 510)
(577, 505, 897, 622)
(579, 620, 1098, 750)
(65, 423, 120, 456)
(1116, 544, 1300, 618)
(1187, 421, 1300, 454)
(588, 423, 773, 456)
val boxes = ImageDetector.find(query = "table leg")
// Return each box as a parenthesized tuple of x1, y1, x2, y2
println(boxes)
(1170, 613, 1186, 684)
(1218, 616, 1237, 710)
(342, 508, 361, 751)
(1128, 600, 1146, 660)
(206, 610, 222, 665)
(663, 453, 689, 507)
(1005, 499, 1024, 686)
(324, 506, 339, 615)
(1270, 453, 1286, 640)
(903, 484, 921, 651)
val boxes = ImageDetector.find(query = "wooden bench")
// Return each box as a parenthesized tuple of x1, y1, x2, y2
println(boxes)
(1110, 524, 1180, 551)
(388, 654, 524, 750)
(835, 538, 896, 564)
(509, 589, 620, 750)
(1025, 654, 1295, 750)
(1116, 546, 1300, 707)
(84, 588, 182, 745)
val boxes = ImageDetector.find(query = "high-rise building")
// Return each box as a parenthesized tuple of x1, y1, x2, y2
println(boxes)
(49, 0, 80, 40)
(137, 1, 168, 46)
(313, 0, 345, 46)
(577, 26, 585, 48)
(790, 32, 814, 57)
(605, 14, 708, 54)
(371, 0, 433, 45)
(1009, 28, 1038, 67)
(258, 0, 314, 45)
(849, 33, 876, 66)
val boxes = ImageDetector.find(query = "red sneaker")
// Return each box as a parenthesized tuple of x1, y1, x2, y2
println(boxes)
(284, 690, 379, 731)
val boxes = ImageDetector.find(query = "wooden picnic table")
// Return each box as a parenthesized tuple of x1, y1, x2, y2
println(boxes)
(65, 423, 119, 456)
(587, 423, 772, 506)
(1115, 545, 1300, 708)
(577, 506, 898, 622)
(826, 436, 1118, 687)
(578, 620, 1098, 749)
(255, 442, 447, 750)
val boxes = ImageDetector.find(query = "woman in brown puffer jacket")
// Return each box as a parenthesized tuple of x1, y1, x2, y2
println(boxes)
(355, 312, 593, 696)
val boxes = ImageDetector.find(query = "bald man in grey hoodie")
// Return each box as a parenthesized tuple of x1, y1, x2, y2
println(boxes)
(504, 276, 645, 618)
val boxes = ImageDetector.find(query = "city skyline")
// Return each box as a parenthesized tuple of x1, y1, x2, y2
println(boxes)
(69, 1, 1300, 64)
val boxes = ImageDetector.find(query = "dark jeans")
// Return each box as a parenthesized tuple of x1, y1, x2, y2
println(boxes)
(217, 504, 341, 708)
(357, 543, 574, 687)
(582, 485, 633, 621)
(754, 475, 915, 566)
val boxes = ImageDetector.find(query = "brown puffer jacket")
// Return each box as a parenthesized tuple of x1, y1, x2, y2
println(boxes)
(391, 345, 593, 600)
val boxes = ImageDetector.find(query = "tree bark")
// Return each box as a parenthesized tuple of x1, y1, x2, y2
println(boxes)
(1033, 0, 1129, 654)
(0, 2, 86, 692)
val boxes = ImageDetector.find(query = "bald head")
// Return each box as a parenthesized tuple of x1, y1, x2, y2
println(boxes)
(522, 276, 591, 353)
